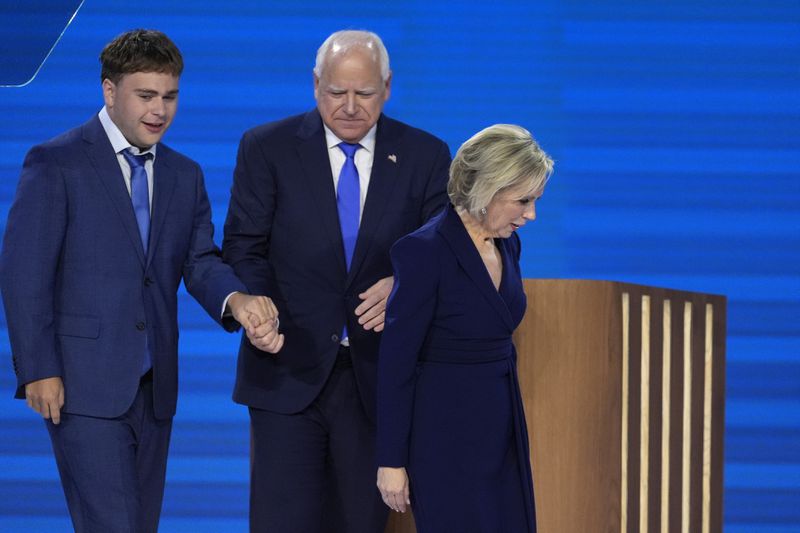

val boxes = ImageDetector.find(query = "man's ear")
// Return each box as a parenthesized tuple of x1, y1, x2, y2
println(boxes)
(383, 71, 393, 102)
(102, 78, 116, 109)
(313, 72, 321, 101)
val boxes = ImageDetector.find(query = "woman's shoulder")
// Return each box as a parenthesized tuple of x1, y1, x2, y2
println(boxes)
(391, 229, 440, 262)
(391, 209, 447, 258)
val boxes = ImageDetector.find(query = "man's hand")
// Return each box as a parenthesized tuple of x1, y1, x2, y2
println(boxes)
(355, 276, 393, 332)
(377, 466, 410, 513)
(228, 293, 284, 354)
(25, 376, 64, 425)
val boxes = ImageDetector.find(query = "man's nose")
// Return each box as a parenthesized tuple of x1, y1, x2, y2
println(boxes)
(344, 93, 357, 115)
(150, 98, 166, 116)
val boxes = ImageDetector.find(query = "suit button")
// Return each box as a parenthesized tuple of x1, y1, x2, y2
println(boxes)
(136, 321, 146, 331)
(144, 277, 153, 286)
(331, 334, 339, 343)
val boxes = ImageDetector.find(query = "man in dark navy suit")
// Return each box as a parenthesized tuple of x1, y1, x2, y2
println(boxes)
(0, 29, 281, 533)
(222, 29, 451, 533)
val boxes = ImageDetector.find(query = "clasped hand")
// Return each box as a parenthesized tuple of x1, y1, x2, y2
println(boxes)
(228, 293, 284, 354)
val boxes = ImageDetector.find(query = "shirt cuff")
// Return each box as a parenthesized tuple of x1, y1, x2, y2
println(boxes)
(221, 291, 238, 318)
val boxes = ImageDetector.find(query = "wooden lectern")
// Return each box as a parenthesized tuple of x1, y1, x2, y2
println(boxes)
(385, 279, 726, 533)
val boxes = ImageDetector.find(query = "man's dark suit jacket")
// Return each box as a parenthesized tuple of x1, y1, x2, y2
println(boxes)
(223, 109, 451, 421)
(0, 116, 246, 420)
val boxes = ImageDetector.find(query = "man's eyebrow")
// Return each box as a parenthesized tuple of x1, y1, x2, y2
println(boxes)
(134, 88, 179, 96)
(326, 85, 378, 92)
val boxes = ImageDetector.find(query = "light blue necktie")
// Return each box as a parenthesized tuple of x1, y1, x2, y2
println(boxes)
(337, 142, 360, 341)
(121, 149, 152, 254)
(121, 149, 153, 373)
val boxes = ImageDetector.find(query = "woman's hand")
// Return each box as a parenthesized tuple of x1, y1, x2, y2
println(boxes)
(377, 466, 410, 513)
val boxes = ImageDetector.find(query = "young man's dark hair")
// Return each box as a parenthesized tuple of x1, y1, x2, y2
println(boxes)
(99, 29, 183, 83)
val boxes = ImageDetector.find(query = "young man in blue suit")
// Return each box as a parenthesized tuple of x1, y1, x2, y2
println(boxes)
(0, 29, 281, 533)
(222, 30, 451, 532)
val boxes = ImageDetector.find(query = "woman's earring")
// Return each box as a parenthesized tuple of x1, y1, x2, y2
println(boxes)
(479, 207, 487, 217)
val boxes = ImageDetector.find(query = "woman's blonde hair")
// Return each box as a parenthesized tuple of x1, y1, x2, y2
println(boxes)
(448, 124, 553, 216)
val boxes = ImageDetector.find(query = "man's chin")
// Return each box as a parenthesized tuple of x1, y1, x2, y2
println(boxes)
(134, 133, 166, 148)
(331, 123, 368, 143)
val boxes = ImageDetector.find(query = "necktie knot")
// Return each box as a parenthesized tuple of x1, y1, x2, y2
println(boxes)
(121, 149, 152, 169)
(338, 142, 359, 159)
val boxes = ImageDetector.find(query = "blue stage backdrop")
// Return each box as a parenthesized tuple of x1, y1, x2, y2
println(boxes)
(0, 1, 798, 531)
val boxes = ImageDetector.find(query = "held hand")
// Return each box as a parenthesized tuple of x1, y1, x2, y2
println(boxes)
(246, 321, 285, 354)
(25, 376, 65, 425)
(228, 293, 285, 354)
(377, 466, 410, 513)
(355, 276, 394, 332)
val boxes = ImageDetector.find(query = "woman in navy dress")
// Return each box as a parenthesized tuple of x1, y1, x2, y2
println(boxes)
(376, 124, 554, 532)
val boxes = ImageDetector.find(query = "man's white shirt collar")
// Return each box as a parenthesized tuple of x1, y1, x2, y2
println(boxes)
(323, 123, 377, 153)
(98, 106, 157, 159)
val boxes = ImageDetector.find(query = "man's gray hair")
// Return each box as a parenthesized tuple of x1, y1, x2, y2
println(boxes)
(313, 30, 390, 81)
(448, 124, 554, 217)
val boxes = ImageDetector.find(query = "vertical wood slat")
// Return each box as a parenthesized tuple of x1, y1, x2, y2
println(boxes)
(660, 299, 672, 533)
(710, 300, 727, 533)
(702, 303, 714, 533)
(640, 295, 652, 533)
(681, 301, 693, 533)
(621, 292, 630, 533)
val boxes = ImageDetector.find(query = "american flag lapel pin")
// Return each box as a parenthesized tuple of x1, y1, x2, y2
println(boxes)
(387, 154, 397, 163)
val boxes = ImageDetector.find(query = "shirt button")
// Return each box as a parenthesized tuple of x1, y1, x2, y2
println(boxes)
(136, 322, 146, 331)
(144, 277, 153, 286)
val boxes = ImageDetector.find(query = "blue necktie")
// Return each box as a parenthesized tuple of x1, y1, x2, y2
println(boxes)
(121, 149, 153, 373)
(337, 143, 360, 270)
(337, 142, 360, 341)
(121, 149, 152, 254)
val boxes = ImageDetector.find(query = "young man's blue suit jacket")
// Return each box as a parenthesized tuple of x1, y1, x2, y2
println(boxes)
(0, 116, 245, 420)
(223, 109, 451, 422)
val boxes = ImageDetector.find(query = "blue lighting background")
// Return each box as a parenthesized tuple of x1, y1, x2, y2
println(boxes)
(0, 1, 798, 531)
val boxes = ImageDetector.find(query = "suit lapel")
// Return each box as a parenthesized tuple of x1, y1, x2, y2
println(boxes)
(438, 204, 514, 329)
(346, 115, 400, 288)
(147, 151, 177, 269)
(296, 110, 348, 279)
(82, 117, 147, 267)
